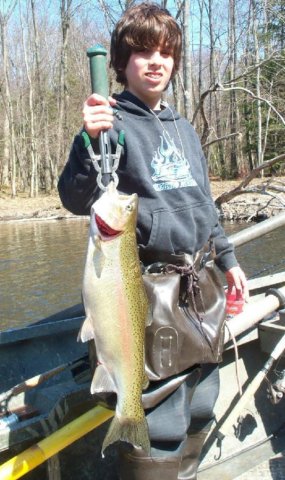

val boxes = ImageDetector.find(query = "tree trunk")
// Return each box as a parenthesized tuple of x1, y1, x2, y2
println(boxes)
(208, 0, 214, 126)
(55, 0, 72, 189)
(198, 0, 203, 102)
(20, 0, 38, 197)
(0, 2, 17, 197)
(182, 0, 192, 120)
(172, 75, 182, 114)
(228, 0, 238, 177)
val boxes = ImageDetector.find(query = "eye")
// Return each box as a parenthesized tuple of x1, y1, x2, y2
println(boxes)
(161, 49, 172, 57)
(126, 204, 134, 212)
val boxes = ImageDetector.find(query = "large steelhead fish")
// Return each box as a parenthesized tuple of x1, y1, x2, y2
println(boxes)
(79, 182, 150, 455)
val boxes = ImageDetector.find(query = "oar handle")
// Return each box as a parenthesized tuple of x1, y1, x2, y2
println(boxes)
(87, 44, 109, 98)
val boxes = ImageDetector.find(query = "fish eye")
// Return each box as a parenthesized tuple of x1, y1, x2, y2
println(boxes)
(126, 204, 133, 212)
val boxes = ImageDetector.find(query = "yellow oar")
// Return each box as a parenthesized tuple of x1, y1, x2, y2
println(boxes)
(0, 405, 114, 479)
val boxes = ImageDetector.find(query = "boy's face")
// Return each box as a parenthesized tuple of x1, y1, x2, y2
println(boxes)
(124, 47, 174, 109)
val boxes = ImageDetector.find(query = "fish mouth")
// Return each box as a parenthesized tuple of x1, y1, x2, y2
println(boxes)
(95, 214, 122, 238)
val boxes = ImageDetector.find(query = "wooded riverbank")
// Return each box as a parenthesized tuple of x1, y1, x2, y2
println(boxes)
(0, 177, 284, 223)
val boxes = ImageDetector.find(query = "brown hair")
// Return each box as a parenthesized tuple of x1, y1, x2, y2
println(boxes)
(111, 2, 182, 85)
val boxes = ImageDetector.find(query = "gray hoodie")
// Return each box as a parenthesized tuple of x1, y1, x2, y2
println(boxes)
(58, 91, 237, 272)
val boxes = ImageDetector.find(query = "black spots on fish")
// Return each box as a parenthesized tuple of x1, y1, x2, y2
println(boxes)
(120, 233, 149, 331)
(84, 191, 150, 456)
(125, 382, 146, 419)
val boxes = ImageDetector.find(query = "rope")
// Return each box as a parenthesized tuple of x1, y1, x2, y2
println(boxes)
(165, 263, 205, 320)
(164, 263, 215, 353)
(225, 321, 243, 397)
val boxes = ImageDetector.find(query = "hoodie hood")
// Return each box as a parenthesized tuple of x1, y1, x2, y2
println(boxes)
(113, 90, 181, 121)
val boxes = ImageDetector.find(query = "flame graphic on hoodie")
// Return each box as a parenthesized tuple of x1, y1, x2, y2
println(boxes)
(151, 132, 197, 191)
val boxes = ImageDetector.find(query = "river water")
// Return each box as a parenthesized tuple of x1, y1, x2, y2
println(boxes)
(0, 218, 285, 330)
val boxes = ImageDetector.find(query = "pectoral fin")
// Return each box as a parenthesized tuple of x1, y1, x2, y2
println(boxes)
(93, 236, 105, 278)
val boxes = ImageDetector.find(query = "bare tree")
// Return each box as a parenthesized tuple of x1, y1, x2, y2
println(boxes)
(30, 0, 53, 193)
(54, 0, 73, 190)
(182, 0, 192, 120)
(228, 0, 238, 176)
(19, 0, 39, 197)
(0, 0, 17, 197)
(0, 0, 283, 194)
(252, 0, 263, 167)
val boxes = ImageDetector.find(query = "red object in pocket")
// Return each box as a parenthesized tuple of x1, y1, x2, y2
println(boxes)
(226, 288, 244, 316)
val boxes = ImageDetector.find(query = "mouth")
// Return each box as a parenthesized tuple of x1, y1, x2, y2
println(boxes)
(145, 72, 162, 80)
(95, 214, 121, 238)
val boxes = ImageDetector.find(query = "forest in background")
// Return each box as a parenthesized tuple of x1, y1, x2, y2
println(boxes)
(0, 0, 284, 198)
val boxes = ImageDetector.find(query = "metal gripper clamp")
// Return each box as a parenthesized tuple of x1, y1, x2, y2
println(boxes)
(81, 129, 125, 191)
(82, 44, 124, 191)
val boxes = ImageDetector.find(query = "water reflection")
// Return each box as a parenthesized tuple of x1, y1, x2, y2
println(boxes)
(0, 219, 88, 329)
(0, 219, 284, 330)
(225, 222, 285, 279)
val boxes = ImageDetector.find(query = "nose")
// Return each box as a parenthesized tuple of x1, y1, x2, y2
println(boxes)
(149, 50, 163, 65)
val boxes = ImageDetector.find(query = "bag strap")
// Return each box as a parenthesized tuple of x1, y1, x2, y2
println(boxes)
(140, 237, 216, 271)
(194, 237, 216, 269)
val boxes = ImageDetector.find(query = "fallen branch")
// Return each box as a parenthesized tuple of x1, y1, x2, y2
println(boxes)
(247, 195, 285, 222)
(250, 182, 285, 195)
(214, 154, 285, 207)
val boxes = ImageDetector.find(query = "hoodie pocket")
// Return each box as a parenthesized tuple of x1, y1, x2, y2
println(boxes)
(145, 203, 217, 254)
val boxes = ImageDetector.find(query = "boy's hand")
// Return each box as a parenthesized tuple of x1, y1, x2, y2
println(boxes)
(225, 266, 249, 302)
(83, 94, 117, 138)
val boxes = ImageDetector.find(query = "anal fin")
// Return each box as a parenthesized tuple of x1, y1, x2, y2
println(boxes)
(91, 363, 116, 394)
(77, 315, 94, 342)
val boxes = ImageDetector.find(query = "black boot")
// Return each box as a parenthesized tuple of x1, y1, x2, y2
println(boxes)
(119, 448, 180, 480)
(178, 431, 208, 480)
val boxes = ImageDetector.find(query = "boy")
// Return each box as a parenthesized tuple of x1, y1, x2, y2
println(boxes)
(58, 3, 248, 479)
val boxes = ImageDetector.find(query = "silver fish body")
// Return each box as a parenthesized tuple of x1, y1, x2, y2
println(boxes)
(79, 182, 150, 455)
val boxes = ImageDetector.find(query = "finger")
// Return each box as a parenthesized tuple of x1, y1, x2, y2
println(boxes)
(85, 93, 110, 107)
(226, 268, 244, 297)
(227, 284, 234, 295)
(108, 96, 117, 107)
(225, 271, 235, 292)
(234, 270, 249, 302)
(84, 119, 113, 138)
(83, 108, 114, 124)
(83, 103, 114, 117)
(83, 105, 114, 138)
(85, 120, 113, 132)
(241, 275, 250, 302)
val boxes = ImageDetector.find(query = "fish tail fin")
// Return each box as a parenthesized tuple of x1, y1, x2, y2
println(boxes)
(102, 413, 150, 457)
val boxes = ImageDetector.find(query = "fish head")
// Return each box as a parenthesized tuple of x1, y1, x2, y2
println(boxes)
(90, 182, 138, 241)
